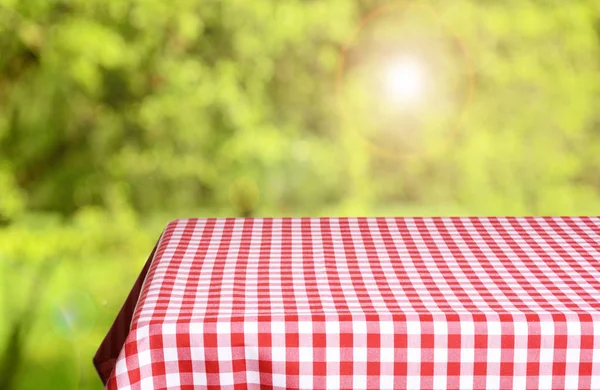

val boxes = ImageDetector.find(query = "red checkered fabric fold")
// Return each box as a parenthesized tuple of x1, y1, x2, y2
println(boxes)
(97, 217, 600, 389)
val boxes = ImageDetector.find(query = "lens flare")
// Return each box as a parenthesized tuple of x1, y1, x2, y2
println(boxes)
(382, 58, 426, 104)
(335, 2, 475, 160)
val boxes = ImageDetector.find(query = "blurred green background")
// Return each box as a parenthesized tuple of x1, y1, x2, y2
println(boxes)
(0, 0, 599, 388)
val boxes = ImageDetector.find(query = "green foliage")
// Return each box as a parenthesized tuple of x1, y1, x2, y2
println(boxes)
(0, 0, 599, 388)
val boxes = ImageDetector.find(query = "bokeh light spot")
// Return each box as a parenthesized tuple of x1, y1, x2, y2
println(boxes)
(382, 57, 426, 104)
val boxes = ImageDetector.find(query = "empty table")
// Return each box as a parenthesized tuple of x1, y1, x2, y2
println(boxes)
(95, 217, 600, 389)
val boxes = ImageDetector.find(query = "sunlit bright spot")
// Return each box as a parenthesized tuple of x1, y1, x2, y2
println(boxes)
(382, 58, 426, 105)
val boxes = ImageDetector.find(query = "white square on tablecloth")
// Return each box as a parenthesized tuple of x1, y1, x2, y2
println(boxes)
(326, 375, 340, 389)
(592, 371, 600, 390)
(462, 321, 475, 335)
(564, 375, 579, 389)
(272, 347, 286, 362)
(460, 374, 474, 390)
(407, 347, 420, 362)
(162, 323, 176, 335)
(488, 348, 501, 363)
(380, 375, 394, 389)
(299, 375, 312, 388)
(460, 347, 474, 363)
(137, 325, 149, 338)
(539, 348, 554, 363)
(299, 347, 312, 362)
(380, 322, 394, 334)
(189, 322, 203, 335)
(217, 322, 231, 334)
(354, 321, 367, 334)
(566, 348, 579, 364)
(247, 370, 260, 384)
(434, 347, 447, 363)
(326, 347, 340, 362)
(272, 374, 286, 387)
(244, 322, 258, 335)
(165, 373, 180, 387)
(354, 347, 367, 362)
(219, 373, 234, 386)
(138, 350, 151, 368)
(512, 375, 526, 390)
(218, 347, 232, 360)
(192, 372, 207, 386)
(115, 358, 128, 375)
(487, 321, 501, 335)
(434, 321, 447, 335)
(163, 348, 178, 362)
(326, 321, 340, 334)
(566, 320, 581, 335)
(353, 375, 367, 389)
(406, 321, 421, 335)
(407, 375, 421, 390)
(140, 377, 154, 390)
(298, 321, 312, 333)
(538, 375, 552, 390)
(381, 348, 394, 362)
(433, 374, 447, 390)
(271, 322, 285, 334)
(540, 321, 554, 335)
(246, 346, 259, 360)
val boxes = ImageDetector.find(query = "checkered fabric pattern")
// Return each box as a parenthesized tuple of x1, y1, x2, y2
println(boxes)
(97, 217, 600, 389)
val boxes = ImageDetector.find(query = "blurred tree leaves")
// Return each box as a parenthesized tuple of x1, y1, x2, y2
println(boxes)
(0, 0, 599, 388)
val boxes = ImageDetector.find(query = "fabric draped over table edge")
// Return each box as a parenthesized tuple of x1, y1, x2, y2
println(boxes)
(93, 245, 158, 385)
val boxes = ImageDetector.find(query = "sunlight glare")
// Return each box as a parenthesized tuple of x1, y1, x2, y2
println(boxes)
(382, 58, 426, 104)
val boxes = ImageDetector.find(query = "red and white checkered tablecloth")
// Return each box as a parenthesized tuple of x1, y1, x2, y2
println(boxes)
(95, 217, 600, 389)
